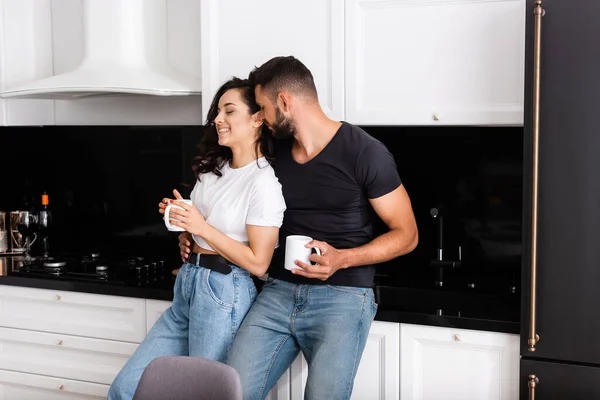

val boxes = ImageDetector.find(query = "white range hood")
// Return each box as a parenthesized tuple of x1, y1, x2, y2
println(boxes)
(0, 0, 201, 100)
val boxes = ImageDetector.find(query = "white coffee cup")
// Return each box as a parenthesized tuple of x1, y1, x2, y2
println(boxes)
(164, 199, 193, 232)
(285, 235, 322, 271)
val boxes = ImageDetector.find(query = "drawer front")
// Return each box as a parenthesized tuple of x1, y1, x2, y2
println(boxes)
(0, 327, 138, 385)
(0, 286, 146, 342)
(0, 369, 109, 400)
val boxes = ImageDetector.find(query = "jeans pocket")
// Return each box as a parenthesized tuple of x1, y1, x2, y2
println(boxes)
(326, 284, 368, 298)
(372, 298, 379, 314)
(205, 269, 235, 310)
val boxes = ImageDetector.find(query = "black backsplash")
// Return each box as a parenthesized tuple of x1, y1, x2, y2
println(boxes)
(0, 126, 204, 258)
(0, 125, 523, 295)
(367, 126, 523, 297)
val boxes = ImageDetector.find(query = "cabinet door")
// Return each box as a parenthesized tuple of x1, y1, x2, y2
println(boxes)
(0, 286, 146, 343)
(400, 324, 519, 400)
(0, 0, 55, 125)
(520, 0, 600, 366)
(145, 299, 173, 333)
(520, 359, 600, 400)
(264, 367, 293, 400)
(200, 0, 344, 122)
(0, 369, 108, 400)
(345, 0, 525, 126)
(289, 321, 400, 400)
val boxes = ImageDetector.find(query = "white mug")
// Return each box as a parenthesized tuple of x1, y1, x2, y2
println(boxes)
(285, 235, 322, 271)
(164, 199, 193, 232)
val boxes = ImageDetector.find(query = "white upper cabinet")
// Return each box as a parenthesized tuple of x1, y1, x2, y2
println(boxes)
(345, 0, 526, 126)
(0, 0, 55, 126)
(1, 0, 526, 126)
(200, 0, 344, 123)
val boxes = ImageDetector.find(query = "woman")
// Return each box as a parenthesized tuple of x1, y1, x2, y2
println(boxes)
(108, 77, 286, 400)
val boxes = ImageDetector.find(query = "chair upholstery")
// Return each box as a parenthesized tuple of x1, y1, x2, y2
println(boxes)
(132, 356, 242, 400)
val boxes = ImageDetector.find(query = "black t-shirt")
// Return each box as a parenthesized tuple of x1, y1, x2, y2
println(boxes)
(269, 122, 402, 287)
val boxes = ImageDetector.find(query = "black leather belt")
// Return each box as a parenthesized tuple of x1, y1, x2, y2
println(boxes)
(188, 252, 233, 275)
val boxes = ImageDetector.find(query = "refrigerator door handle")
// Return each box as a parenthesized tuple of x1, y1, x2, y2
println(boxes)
(528, 374, 540, 400)
(528, 0, 545, 353)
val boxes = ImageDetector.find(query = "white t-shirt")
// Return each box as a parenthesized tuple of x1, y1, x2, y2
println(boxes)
(190, 157, 286, 251)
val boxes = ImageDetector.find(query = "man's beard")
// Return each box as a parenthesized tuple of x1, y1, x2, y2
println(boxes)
(270, 107, 296, 139)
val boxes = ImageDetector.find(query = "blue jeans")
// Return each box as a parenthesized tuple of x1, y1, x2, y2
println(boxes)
(108, 262, 257, 400)
(226, 278, 378, 400)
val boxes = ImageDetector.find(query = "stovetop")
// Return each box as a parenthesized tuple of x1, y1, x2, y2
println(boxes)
(7, 252, 177, 288)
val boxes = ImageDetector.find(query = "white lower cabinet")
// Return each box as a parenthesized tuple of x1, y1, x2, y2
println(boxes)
(400, 324, 520, 400)
(0, 285, 146, 343)
(352, 321, 400, 400)
(0, 369, 109, 400)
(0, 287, 144, 399)
(0, 327, 137, 385)
(145, 299, 173, 334)
(0, 287, 520, 399)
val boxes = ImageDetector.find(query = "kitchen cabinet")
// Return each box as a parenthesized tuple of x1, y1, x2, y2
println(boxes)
(520, 359, 600, 400)
(0, 287, 143, 399)
(519, 0, 600, 396)
(0, 285, 146, 343)
(400, 323, 519, 400)
(145, 299, 173, 334)
(0, 286, 520, 399)
(0, 327, 137, 386)
(0, 370, 108, 400)
(200, 0, 344, 123)
(344, 0, 526, 126)
(0, 0, 55, 126)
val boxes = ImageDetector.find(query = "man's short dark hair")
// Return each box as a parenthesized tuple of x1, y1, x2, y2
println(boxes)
(249, 56, 318, 101)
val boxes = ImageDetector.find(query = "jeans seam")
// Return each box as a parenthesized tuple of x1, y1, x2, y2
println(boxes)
(231, 275, 239, 337)
(294, 285, 311, 315)
(326, 284, 369, 297)
(181, 265, 190, 302)
(259, 334, 292, 399)
(345, 292, 368, 399)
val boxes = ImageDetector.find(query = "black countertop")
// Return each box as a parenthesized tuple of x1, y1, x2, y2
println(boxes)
(0, 258, 519, 334)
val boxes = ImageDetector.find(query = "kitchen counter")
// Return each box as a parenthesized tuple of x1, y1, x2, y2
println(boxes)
(0, 257, 519, 334)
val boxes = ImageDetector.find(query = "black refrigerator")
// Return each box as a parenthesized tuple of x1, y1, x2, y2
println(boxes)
(520, 0, 600, 398)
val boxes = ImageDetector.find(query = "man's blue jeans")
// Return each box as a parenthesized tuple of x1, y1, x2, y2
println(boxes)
(108, 262, 257, 400)
(226, 278, 378, 400)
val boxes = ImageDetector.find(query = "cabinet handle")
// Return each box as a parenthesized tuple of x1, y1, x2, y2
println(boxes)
(58, 384, 64, 390)
(528, 0, 545, 353)
(453, 334, 461, 341)
(433, 113, 440, 121)
(528, 374, 539, 400)
(57, 340, 63, 346)
(55, 295, 61, 301)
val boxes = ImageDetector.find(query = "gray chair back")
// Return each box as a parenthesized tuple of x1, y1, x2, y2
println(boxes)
(132, 356, 242, 400)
